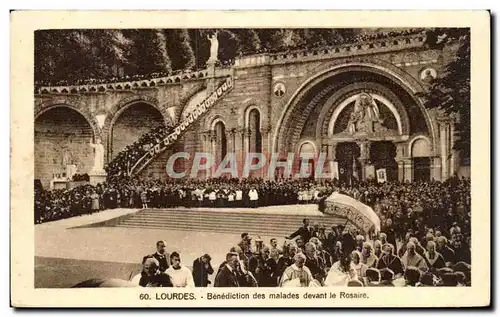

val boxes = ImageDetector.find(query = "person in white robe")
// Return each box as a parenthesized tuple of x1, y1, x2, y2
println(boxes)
(401, 242, 428, 272)
(165, 252, 195, 287)
(324, 254, 360, 287)
(280, 253, 319, 287)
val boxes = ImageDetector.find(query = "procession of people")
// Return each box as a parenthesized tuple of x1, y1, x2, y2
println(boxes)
(131, 211, 470, 288)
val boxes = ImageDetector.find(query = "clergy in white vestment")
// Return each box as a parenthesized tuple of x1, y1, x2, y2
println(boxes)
(165, 252, 195, 287)
(280, 253, 318, 287)
(324, 253, 360, 287)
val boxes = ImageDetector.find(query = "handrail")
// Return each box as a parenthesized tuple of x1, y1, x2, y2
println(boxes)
(128, 76, 234, 176)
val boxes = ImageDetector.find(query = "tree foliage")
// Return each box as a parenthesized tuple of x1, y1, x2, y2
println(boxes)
(33, 28, 375, 83)
(164, 29, 195, 71)
(420, 28, 470, 159)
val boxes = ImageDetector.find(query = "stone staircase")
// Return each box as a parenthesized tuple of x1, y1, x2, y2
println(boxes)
(110, 208, 345, 237)
(130, 76, 233, 176)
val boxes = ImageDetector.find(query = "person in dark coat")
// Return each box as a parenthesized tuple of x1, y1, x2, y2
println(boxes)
(378, 268, 395, 286)
(192, 254, 214, 287)
(287, 218, 313, 243)
(340, 227, 356, 255)
(452, 239, 471, 264)
(277, 243, 296, 282)
(304, 242, 326, 284)
(152, 240, 170, 272)
(263, 249, 281, 287)
(139, 256, 172, 287)
(382, 219, 398, 250)
(377, 243, 404, 277)
(436, 236, 456, 265)
(214, 252, 240, 287)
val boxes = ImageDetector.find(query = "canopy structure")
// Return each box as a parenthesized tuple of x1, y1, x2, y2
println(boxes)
(324, 192, 381, 234)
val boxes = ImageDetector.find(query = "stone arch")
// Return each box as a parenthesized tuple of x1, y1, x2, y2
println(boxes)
(34, 103, 99, 188)
(236, 98, 265, 127)
(101, 95, 172, 141)
(409, 135, 433, 157)
(328, 94, 403, 136)
(273, 59, 435, 154)
(101, 95, 172, 161)
(297, 140, 318, 155)
(244, 105, 263, 130)
(245, 106, 263, 154)
(176, 82, 208, 122)
(315, 82, 411, 141)
(35, 100, 101, 140)
(207, 115, 228, 131)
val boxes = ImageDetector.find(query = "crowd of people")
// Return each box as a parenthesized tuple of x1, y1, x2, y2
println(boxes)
(132, 206, 471, 288)
(35, 174, 471, 252)
(71, 173, 90, 182)
(35, 184, 100, 223)
(34, 67, 201, 88)
(35, 164, 471, 287)
(104, 126, 172, 179)
(264, 28, 425, 54)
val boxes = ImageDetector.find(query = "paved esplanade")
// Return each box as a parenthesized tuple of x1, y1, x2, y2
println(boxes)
(35, 205, 323, 288)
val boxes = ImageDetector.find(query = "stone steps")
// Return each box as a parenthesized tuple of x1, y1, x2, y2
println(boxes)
(111, 208, 345, 236)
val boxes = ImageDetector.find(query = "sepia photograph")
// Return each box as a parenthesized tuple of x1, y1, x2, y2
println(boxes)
(10, 10, 490, 307)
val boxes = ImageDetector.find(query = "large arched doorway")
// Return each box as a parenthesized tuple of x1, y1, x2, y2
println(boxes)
(274, 64, 433, 157)
(370, 141, 398, 181)
(411, 137, 432, 182)
(336, 142, 360, 184)
(35, 106, 95, 188)
(110, 102, 164, 159)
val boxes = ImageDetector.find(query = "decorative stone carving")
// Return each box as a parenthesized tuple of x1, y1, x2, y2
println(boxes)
(273, 82, 286, 98)
(342, 93, 395, 137)
(420, 67, 438, 83)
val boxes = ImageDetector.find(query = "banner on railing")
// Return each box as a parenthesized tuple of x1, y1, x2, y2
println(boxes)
(146, 77, 234, 158)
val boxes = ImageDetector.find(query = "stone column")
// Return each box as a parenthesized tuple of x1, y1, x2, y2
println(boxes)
(449, 122, 456, 177)
(328, 144, 337, 161)
(397, 159, 405, 182)
(234, 128, 245, 178)
(325, 143, 337, 179)
(403, 158, 413, 182)
(244, 128, 252, 154)
(260, 127, 271, 179)
(356, 140, 371, 181)
(395, 142, 412, 182)
(439, 122, 449, 181)
(211, 130, 220, 176)
(227, 128, 236, 153)
(395, 158, 413, 182)
(432, 157, 442, 181)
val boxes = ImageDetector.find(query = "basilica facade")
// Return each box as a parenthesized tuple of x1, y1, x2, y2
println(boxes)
(34, 32, 468, 187)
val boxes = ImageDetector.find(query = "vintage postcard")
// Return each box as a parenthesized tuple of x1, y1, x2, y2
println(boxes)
(11, 10, 490, 307)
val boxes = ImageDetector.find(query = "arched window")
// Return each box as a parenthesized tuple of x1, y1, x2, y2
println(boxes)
(214, 121, 227, 165)
(298, 142, 316, 178)
(248, 109, 262, 154)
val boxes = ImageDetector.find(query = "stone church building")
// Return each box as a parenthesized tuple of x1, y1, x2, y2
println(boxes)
(34, 31, 469, 188)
